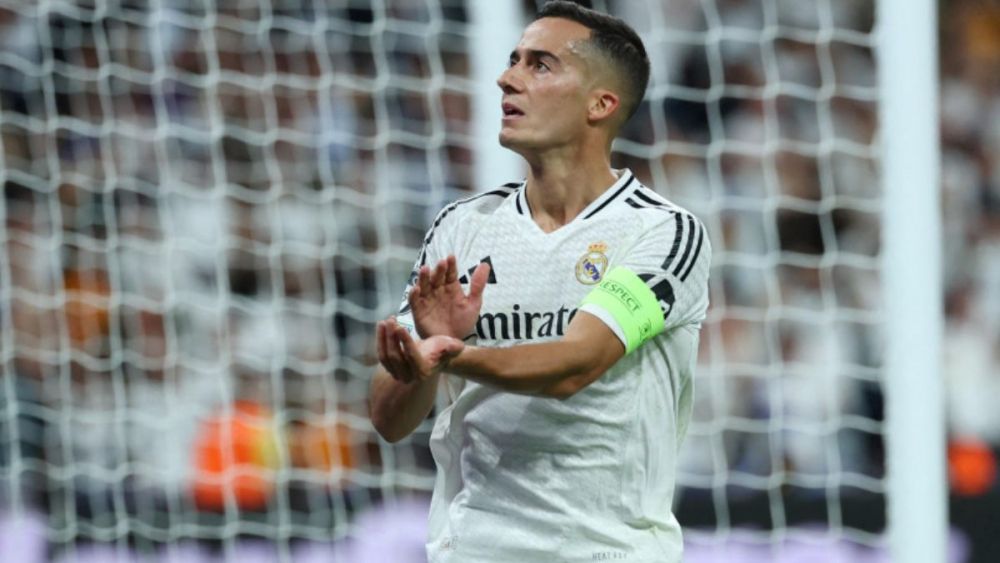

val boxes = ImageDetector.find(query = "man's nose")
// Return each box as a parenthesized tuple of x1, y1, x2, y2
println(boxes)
(497, 65, 522, 93)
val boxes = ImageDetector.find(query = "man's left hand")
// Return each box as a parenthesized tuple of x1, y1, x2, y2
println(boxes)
(408, 255, 490, 339)
(376, 317, 465, 384)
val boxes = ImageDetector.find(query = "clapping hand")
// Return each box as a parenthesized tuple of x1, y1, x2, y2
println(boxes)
(409, 255, 490, 339)
(376, 317, 464, 384)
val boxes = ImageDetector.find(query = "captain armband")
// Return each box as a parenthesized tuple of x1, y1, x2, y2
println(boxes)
(580, 267, 665, 354)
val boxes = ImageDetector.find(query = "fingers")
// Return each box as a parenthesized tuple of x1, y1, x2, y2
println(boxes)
(444, 255, 459, 285)
(430, 258, 448, 289)
(375, 321, 388, 363)
(399, 331, 464, 378)
(417, 265, 431, 299)
(418, 259, 452, 296)
(376, 320, 388, 365)
(393, 322, 438, 381)
(378, 318, 412, 382)
(377, 320, 399, 375)
(420, 256, 470, 293)
(397, 323, 420, 361)
(377, 319, 397, 367)
(468, 261, 491, 300)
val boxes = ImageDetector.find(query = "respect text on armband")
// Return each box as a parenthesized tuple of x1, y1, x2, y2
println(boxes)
(599, 279, 641, 313)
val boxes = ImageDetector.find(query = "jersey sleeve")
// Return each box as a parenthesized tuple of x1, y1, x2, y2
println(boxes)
(580, 212, 711, 353)
(395, 206, 454, 337)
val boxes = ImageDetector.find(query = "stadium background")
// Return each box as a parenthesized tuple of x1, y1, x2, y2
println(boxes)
(0, 0, 997, 561)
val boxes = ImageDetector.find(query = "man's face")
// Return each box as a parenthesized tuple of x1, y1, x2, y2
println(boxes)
(497, 18, 595, 152)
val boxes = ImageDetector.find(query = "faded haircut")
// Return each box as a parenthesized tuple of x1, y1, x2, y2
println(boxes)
(534, 1, 650, 123)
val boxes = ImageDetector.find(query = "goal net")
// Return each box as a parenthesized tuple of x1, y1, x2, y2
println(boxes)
(595, 0, 891, 559)
(0, 0, 917, 561)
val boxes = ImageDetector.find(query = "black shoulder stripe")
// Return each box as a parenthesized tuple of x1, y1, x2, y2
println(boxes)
(661, 213, 685, 271)
(627, 191, 679, 213)
(484, 186, 518, 196)
(672, 215, 697, 277)
(633, 189, 668, 208)
(583, 174, 636, 220)
(423, 188, 514, 247)
(680, 222, 705, 281)
(421, 204, 458, 249)
(515, 192, 525, 214)
(502, 182, 521, 188)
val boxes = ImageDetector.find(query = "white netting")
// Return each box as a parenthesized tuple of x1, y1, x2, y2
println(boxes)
(1, 1, 471, 561)
(0, 0, 909, 561)
(577, 0, 887, 557)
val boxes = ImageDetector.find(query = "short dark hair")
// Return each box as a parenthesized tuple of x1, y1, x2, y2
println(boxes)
(534, 1, 650, 123)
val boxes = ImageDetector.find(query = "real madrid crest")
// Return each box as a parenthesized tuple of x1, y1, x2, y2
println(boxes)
(575, 242, 609, 285)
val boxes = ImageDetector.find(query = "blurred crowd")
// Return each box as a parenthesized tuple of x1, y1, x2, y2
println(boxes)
(0, 0, 997, 556)
(0, 0, 468, 547)
(939, 0, 1000, 453)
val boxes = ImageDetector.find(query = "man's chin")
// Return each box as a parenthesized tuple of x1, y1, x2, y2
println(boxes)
(498, 132, 517, 149)
(498, 131, 530, 151)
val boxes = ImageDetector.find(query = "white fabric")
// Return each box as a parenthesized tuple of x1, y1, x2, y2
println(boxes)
(396, 170, 712, 563)
(578, 302, 628, 349)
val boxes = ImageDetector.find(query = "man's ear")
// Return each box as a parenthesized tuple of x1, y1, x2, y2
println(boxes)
(588, 89, 621, 124)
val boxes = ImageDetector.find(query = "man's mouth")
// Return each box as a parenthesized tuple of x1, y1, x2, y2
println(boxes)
(502, 103, 524, 118)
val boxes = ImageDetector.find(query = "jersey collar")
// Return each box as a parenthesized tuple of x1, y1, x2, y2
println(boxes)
(579, 168, 636, 220)
(513, 168, 636, 222)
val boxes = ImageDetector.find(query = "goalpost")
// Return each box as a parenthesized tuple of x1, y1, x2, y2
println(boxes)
(0, 0, 944, 561)
(878, 0, 945, 562)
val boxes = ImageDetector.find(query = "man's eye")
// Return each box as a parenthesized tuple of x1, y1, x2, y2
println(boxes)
(535, 61, 549, 71)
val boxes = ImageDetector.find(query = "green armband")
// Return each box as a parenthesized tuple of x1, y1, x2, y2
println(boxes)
(582, 266, 663, 354)
(581, 267, 665, 354)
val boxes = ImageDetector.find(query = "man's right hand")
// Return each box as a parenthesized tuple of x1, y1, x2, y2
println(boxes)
(371, 317, 462, 442)
(408, 255, 490, 339)
(376, 317, 465, 384)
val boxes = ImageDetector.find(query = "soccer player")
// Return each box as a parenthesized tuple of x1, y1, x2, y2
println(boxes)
(369, 2, 710, 561)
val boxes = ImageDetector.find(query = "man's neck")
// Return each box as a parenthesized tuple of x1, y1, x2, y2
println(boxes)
(523, 149, 618, 233)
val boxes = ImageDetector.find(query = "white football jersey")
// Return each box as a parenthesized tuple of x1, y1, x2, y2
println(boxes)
(395, 169, 711, 563)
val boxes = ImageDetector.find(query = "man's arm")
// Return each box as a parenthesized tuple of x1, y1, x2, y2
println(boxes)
(369, 319, 463, 443)
(371, 307, 623, 440)
(395, 311, 626, 400)
(368, 226, 485, 442)
(369, 367, 440, 443)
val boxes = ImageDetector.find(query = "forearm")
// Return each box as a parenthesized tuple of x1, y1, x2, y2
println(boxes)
(447, 340, 596, 399)
(369, 366, 440, 443)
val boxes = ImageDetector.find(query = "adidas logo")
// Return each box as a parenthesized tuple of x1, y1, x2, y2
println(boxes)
(459, 256, 497, 284)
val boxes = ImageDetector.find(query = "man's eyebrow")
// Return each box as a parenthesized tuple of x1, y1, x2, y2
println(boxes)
(508, 49, 562, 63)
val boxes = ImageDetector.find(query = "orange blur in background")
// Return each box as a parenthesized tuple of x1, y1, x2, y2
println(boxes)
(192, 401, 279, 511)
